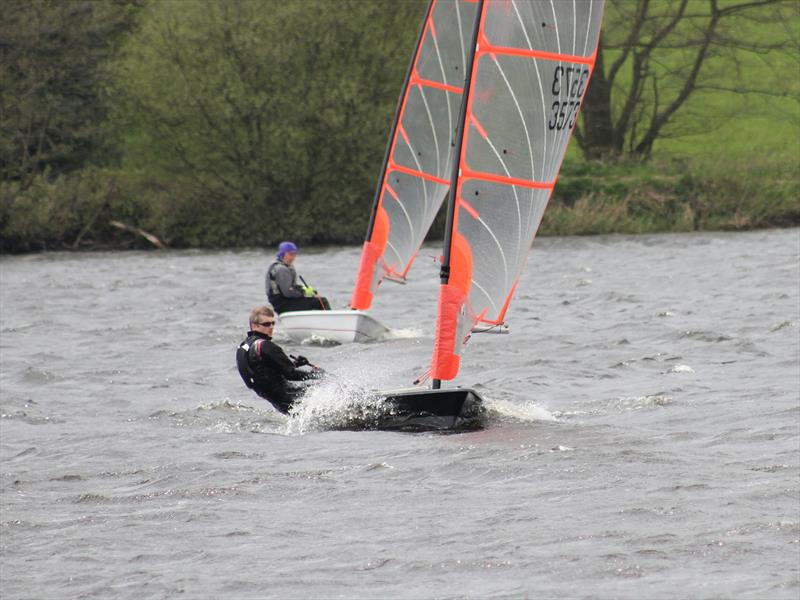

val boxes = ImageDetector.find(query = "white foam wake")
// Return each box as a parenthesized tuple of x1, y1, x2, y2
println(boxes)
(284, 376, 391, 435)
(384, 327, 425, 340)
(484, 396, 557, 423)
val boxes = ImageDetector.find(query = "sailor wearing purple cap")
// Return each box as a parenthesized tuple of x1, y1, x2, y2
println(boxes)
(266, 241, 331, 313)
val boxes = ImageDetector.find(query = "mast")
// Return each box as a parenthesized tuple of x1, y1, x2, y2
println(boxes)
(432, 0, 484, 391)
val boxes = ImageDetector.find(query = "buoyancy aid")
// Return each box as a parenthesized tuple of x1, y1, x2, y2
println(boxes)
(266, 260, 300, 303)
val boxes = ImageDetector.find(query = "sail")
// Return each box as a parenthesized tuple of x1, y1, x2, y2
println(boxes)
(432, 0, 605, 380)
(351, 0, 480, 311)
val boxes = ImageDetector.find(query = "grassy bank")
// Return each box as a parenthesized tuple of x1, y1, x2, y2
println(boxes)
(542, 158, 800, 236)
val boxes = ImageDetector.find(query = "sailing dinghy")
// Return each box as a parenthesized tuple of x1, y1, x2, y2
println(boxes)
(278, 0, 478, 345)
(277, 309, 390, 345)
(376, 0, 606, 430)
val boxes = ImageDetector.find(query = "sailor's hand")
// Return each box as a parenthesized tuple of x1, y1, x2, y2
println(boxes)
(293, 355, 310, 368)
(302, 285, 316, 298)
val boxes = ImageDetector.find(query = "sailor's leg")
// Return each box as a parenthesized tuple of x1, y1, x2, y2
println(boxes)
(258, 385, 295, 414)
(278, 297, 328, 312)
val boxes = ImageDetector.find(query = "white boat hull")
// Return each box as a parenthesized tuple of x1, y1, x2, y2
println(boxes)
(276, 309, 390, 344)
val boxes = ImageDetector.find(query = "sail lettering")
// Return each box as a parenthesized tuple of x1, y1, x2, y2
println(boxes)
(551, 66, 563, 94)
(548, 65, 590, 131)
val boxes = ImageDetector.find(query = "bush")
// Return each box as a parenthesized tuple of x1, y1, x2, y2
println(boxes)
(541, 158, 800, 236)
(0, 168, 152, 252)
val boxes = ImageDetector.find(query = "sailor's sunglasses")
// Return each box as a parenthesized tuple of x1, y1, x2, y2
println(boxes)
(256, 320, 275, 327)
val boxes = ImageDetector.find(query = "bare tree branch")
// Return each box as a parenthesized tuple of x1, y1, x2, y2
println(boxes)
(580, 0, 797, 158)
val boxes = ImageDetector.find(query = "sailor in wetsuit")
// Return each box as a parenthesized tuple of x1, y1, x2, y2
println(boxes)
(236, 306, 324, 413)
(266, 241, 331, 314)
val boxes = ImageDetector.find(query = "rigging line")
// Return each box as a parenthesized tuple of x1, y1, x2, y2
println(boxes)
(515, 189, 538, 280)
(521, 191, 547, 266)
(469, 131, 515, 288)
(399, 122, 429, 192)
(417, 188, 441, 246)
(513, 4, 547, 247)
(548, 1, 564, 181)
(470, 278, 499, 317)
(448, 3, 463, 181)
(511, 0, 547, 181)
(386, 184, 417, 248)
(468, 203, 510, 294)
(517, 190, 551, 279)
(491, 56, 533, 254)
(418, 84, 441, 184)
(431, 10, 449, 100)
(425, 185, 449, 228)
(421, 180, 444, 241)
(583, 0, 594, 58)
(549, 0, 562, 57)
(456, 0, 466, 83)
(386, 239, 404, 267)
(425, 7, 452, 203)
(445, 90, 455, 181)
(399, 118, 431, 234)
(550, 0, 563, 178)
(414, 91, 434, 222)
(572, 0, 577, 57)
(492, 57, 534, 182)
(419, 177, 431, 237)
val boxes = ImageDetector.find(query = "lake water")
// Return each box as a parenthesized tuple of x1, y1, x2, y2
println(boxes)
(1, 229, 798, 599)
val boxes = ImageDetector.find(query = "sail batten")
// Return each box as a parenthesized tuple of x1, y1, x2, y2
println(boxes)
(352, 0, 480, 311)
(431, 0, 606, 381)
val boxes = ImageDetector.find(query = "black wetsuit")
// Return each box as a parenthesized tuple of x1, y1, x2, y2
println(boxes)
(236, 331, 320, 413)
(266, 260, 330, 314)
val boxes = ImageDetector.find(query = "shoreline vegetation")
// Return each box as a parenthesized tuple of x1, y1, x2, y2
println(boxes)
(2, 0, 798, 255)
(1, 158, 797, 254)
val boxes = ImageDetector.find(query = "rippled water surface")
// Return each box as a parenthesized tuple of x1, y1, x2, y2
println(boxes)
(1, 230, 799, 599)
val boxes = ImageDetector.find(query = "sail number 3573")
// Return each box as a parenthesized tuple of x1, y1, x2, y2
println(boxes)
(548, 66, 590, 131)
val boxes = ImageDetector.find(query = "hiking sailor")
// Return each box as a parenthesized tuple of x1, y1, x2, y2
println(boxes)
(266, 241, 331, 313)
(236, 306, 324, 414)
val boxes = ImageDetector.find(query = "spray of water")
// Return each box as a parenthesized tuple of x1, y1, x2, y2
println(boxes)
(384, 327, 425, 340)
(482, 396, 557, 424)
(299, 334, 342, 347)
(283, 379, 557, 434)
(284, 375, 396, 435)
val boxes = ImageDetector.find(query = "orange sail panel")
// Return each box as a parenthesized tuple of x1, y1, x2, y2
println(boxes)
(432, 0, 606, 381)
(350, 0, 479, 310)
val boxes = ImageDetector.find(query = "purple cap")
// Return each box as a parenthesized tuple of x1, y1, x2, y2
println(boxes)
(278, 241, 298, 258)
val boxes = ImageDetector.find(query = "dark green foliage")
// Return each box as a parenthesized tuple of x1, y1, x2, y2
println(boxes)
(0, 167, 144, 252)
(0, 0, 141, 185)
(107, 0, 425, 248)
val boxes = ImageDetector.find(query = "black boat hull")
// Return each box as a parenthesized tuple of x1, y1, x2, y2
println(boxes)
(376, 387, 486, 432)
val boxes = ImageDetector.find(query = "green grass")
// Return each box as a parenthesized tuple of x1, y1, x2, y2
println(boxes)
(598, 0, 800, 170)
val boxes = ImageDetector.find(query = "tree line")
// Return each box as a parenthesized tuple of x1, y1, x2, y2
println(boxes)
(1, 0, 797, 253)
